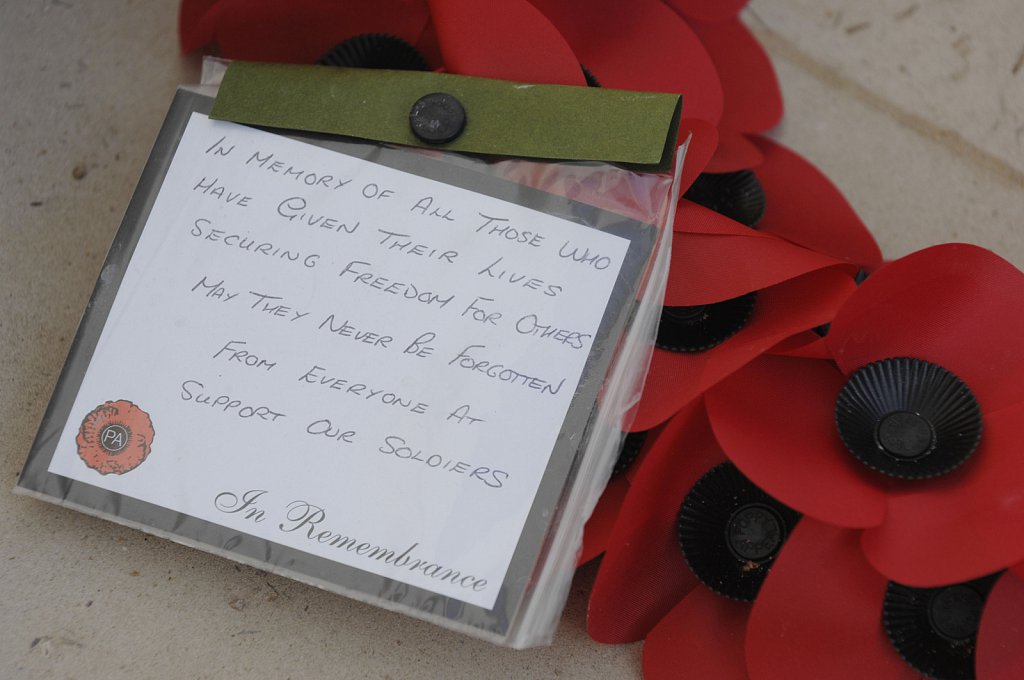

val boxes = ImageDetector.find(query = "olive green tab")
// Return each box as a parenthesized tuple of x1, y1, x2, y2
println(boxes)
(211, 61, 682, 171)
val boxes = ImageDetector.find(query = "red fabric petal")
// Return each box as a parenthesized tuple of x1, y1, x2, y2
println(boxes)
(633, 267, 857, 432)
(752, 136, 882, 269)
(1014, 562, 1024, 580)
(677, 119, 720, 195)
(643, 587, 751, 680)
(631, 353, 702, 432)
(977, 570, 1024, 680)
(861, 400, 1024, 586)
(747, 520, 919, 680)
(706, 130, 764, 172)
(428, 0, 586, 85)
(662, 0, 749, 25)
(828, 243, 1024, 413)
(706, 354, 889, 528)
(767, 331, 832, 359)
(179, 0, 220, 53)
(578, 475, 630, 566)
(528, 0, 724, 123)
(690, 19, 783, 133)
(674, 199, 758, 236)
(178, 0, 431, 64)
(668, 201, 852, 305)
(413, 16, 443, 68)
(588, 403, 724, 642)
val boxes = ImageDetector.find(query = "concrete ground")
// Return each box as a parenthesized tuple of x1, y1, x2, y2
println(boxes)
(1, 1, 1021, 678)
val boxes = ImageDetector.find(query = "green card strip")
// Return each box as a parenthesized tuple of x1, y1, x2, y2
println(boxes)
(211, 62, 681, 171)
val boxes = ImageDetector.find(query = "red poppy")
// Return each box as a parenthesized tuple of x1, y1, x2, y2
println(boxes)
(588, 404, 1016, 679)
(586, 131, 880, 553)
(76, 400, 155, 475)
(428, 0, 585, 85)
(706, 243, 1024, 587)
(748, 518, 1014, 680)
(588, 401, 829, 680)
(653, 1, 781, 171)
(685, 17, 781, 171)
(629, 166, 879, 433)
(578, 435, 652, 566)
(588, 401, 758, 643)
(642, 585, 751, 680)
(628, 119, 883, 431)
(977, 568, 1024, 679)
(663, 0, 750, 28)
(579, 472, 631, 566)
(179, 0, 434, 65)
(746, 135, 881, 268)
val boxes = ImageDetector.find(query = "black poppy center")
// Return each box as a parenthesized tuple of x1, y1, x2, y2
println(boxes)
(883, 573, 998, 680)
(927, 585, 984, 642)
(613, 430, 648, 477)
(665, 306, 707, 322)
(725, 503, 784, 562)
(876, 411, 936, 460)
(677, 462, 800, 601)
(835, 358, 982, 479)
(683, 171, 767, 229)
(656, 293, 756, 354)
(317, 34, 429, 71)
(99, 424, 130, 454)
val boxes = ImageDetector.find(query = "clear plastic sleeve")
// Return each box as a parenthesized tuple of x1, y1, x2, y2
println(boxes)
(16, 82, 685, 648)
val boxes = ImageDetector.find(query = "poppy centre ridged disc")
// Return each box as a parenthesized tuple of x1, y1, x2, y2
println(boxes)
(677, 462, 800, 601)
(613, 430, 647, 477)
(883, 574, 999, 680)
(318, 34, 429, 70)
(656, 293, 756, 354)
(835, 358, 982, 480)
(683, 170, 766, 228)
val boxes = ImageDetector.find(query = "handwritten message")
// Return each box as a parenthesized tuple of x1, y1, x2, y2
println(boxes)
(48, 113, 629, 609)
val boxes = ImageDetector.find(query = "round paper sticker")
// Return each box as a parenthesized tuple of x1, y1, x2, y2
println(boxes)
(76, 400, 155, 475)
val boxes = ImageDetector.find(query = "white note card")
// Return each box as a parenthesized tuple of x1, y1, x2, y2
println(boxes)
(47, 113, 629, 609)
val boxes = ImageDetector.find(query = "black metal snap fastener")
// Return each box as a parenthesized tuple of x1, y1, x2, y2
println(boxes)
(409, 93, 466, 144)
